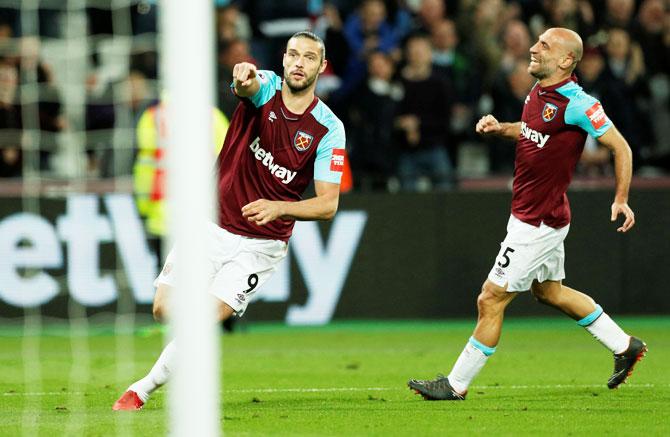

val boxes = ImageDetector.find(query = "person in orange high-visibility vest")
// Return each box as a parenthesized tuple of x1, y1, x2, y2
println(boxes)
(134, 100, 229, 237)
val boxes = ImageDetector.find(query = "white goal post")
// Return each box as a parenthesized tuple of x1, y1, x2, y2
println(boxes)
(161, 0, 219, 436)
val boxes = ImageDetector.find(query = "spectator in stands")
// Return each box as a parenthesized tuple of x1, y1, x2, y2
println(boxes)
(499, 20, 532, 74)
(310, 4, 350, 103)
(467, 0, 515, 86)
(246, 0, 312, 71)
(431, 18, 480, 104)
(383, 0, 414, 41)
(576, 46, 613, 176)
(85, 68, 115, 176)
(602, 27, 650, 166)
(216, 2, 251, 44)
(605, 28, 646, 92)
(483, 17, 532, 171)
(0, 10, 18, 37)
(126, 69, 151, 119)
(602, 0, 636, 30)
(0, 21, 12, 42)
(488, 60, 534, 173)
(395, 34, 453, 190)
(577, 45, 607, 103)
(341, 0, 399, 98)
(313, 3, 350, 79)
(537, 0, 596, 38)
(431, 18, 481, 167)
(0, 58, 21, 177)
(217, 38, 257, 120)
(633, 0, 669, 77)
(632, 0, 670, 167)
(431, 19, 459, 69)
(349, 51, 402, 190)
(130, 50, 158, 80)
(14, 37, 64, 172)
(414, 0, 448, 34)
(413, 0, 447, 33)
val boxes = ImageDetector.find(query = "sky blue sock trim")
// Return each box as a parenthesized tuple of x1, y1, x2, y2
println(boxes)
(469, 336, 496, 356)
(577, 304, 603, 327)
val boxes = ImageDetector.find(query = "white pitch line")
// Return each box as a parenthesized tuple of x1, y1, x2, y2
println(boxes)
(473, 383, 660, 389)
(4, 383, 662, 396)
(226, 383, 660, 393)
(227, 387, 391, 393)
(2, 392, 85, 396)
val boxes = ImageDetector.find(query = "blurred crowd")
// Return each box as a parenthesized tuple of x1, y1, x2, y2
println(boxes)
(1, 0, 669, 192)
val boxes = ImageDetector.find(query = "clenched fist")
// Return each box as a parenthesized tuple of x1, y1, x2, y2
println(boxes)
(476, 114, 503, 135)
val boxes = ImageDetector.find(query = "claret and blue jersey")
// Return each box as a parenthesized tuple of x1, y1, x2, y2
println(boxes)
(512, 75, 613, 228)
(217, 70, 346, 241)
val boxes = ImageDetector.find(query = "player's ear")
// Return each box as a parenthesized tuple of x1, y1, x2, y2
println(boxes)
(559, 53, 573, 70)
(319, 58, 327, 74)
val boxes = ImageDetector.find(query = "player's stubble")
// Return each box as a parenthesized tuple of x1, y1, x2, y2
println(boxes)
(284, 69, 319, 93)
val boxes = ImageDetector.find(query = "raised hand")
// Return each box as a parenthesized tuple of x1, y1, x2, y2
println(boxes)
(232, 62, 258, 88)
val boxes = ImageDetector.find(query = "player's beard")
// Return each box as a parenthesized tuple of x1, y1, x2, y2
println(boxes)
(528, 59, 549, 79)
(529, 67, 549, 80)
(284, 70, 318, 93)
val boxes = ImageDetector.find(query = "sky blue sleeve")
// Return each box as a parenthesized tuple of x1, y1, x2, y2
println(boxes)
(562, 88, 612, 138)
(314, 120, 346, 184)
(239, 70, 281, 108)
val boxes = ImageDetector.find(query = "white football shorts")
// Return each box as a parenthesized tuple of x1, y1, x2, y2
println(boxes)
(154, 222, 288, 316)
(487, 214, 570, 292)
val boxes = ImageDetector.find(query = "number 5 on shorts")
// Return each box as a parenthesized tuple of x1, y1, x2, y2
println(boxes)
(498, 247, 515, 268)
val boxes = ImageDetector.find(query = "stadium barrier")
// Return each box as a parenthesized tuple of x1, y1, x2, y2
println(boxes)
(1, 189, 668, 323)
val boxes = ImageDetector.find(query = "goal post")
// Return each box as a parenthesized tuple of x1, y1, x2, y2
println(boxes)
(161, 0, 219, 435)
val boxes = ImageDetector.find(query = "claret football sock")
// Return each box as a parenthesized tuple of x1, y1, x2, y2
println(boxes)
(128, 340, 176, 403)
(447, 336, 496, 394)
(577, 305, 630, 354)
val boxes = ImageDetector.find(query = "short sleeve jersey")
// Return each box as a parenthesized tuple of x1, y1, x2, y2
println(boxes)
(216, 70, 346, 241)
(511, 75, 612, 228)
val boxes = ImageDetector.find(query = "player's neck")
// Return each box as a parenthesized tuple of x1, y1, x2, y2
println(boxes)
(281, 85, 316, 115)
(538, 71, 572, 88)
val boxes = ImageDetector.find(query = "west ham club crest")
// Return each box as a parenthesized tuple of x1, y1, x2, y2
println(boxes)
(294, 131, 314, 152)
(542, 103, 558, 122)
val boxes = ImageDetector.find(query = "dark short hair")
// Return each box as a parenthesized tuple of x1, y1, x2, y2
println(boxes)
(288, 30, 326, 62)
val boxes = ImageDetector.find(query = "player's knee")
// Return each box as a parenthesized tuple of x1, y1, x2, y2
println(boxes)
(531, 288, 548, 305)
(152, 284, 170, 323)
(531, 283, 559, 306)
(477, 281, 507, 314)
(152, 302, 166, 323)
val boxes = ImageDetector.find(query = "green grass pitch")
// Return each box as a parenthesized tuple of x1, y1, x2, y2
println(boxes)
(1, 317, 668, 436)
